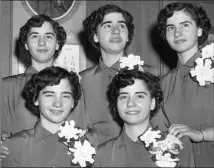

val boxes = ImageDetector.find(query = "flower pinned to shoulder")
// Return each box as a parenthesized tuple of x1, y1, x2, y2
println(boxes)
(189, 42, 214, 87)
(138, 127, 183, 167)
(119, 54, 144, 71)
(59, 120, 83, 142)
(139, 127, 162, 147)
(58, 120, 96, 167)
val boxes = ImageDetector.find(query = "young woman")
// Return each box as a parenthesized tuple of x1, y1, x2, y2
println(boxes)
(95, 69, 194, 167)
(2, 66, 83, 167)
(153, 2, 214, 167)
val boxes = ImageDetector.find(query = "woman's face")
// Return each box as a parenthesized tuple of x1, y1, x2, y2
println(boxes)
(165, 10, 202, 55)
(35, 78, 74, 125)
(25, 21, 59, 64)
(93, 12, 129, 55)
(117, 79, 155, 126)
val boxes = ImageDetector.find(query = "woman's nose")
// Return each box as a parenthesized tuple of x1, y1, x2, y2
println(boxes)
(127, 97, 136, 108)
(38, 37, 46, 46)
(174, 27, 182, 37)
(112, 26, 120, 35)
(53, 97, 62, 107)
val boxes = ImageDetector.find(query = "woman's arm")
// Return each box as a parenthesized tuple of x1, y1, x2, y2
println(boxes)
(201, 127, 214, 141)
(169, 124, 214, 142)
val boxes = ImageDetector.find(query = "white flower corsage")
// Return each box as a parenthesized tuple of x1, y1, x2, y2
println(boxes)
(190, 42, 214, 87)
(138, 127, 183, 167)
(119, 54, 144, 71)
(58, 120, 96, 167)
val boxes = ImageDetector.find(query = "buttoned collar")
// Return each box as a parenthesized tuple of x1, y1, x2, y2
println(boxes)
(174, 50, 201, 79)
(116, 127, 143, 149)
(177, 50, 201, 69)
(34, 121, 58, 143)
(94, 58, 120, 75)
(25, 66, 39, 75)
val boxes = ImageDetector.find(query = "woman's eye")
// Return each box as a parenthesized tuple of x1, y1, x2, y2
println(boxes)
(137, 95, 144, 99)
(167, 26, 174, 32)
(182, 23, 190, 28)
(31, 35, 38, 39)
(119, 23, 127, 29)
(63, 95, 71, 99)
(45, 94, 53, 97)
(46, 35, 53, 39)
(104, 24, 112, 29)
(119, 95, 127, 100)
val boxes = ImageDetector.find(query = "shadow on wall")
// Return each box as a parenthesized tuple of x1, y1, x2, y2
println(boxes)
(14, 38, 32, 69)
(78, 30, 100, 66)
(149, 23, 178, 72)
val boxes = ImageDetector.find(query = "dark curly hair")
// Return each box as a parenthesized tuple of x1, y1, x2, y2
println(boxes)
(19, 14, 67, 60)
(157, 2, 211, 45)
(83, 4, 135, 52)
(22, 66, 82, 117)
(107, 70, 163, 126)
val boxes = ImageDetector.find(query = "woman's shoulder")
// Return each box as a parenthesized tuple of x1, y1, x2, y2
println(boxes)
(2, 73, 27, 90)
(97, 137, 118, 152)
(94, 137, 118, 167)
(3, 129, 33, 157)
(79, 65, 97, 78)
(160, 68, 178, 83)
(5, 129, 33, 145)
(2, 129, 34, 166)
(3, 73, 25, 83)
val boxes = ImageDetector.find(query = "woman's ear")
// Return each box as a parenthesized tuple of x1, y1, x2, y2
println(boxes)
(34, 100, 39, 106)
(25, 43, 29, 50)
(150, 98, 156, 111)
(56, 43, 59, 50)
(198, 28, 203, 37)
(93, 33, 99, 43)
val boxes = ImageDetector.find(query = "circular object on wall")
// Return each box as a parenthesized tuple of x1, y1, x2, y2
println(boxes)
(21, 0, 81, 23)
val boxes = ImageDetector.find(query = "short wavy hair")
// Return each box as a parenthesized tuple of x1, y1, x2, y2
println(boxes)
(22, 66, 82, 117)
(19, 14, 67, 60)
(107, 70, 163, 126)
(157, 2, 211, 45)
(83, 4, 135, 51)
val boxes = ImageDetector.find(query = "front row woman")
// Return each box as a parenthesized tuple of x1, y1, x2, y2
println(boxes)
(1, 67, 84, 167)
(95, 68, 195, 167)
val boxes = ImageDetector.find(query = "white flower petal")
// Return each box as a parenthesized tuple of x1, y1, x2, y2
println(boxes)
(119, 54, 144, 70)
(69, 140, 96, 167)
(139, 128, 161, 147)
(58, 120, 83, 141)
(156, 160, 177, 167)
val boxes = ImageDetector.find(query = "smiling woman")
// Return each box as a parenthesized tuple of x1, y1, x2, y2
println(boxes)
(21, 0, 81, 23)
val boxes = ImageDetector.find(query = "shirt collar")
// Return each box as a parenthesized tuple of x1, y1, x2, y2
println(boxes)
(25, 66, 38, 75)
(94, 58, 120, 75)
(116, 127, 143, 148)
(177, 50, 201, 68)
(34, 121, 58, 143)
